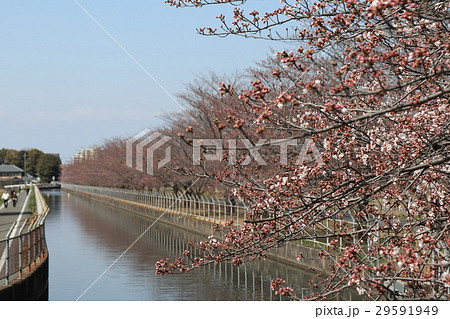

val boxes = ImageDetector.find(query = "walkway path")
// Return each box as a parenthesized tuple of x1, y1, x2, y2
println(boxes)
(0, 190, 32, 240)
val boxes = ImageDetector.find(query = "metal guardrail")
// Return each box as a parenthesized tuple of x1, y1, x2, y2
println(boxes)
(0, 186, 49, 286)
(62, 184, 363, 250)
(63, 183, 248, 226)
(32, 185, 50, 230)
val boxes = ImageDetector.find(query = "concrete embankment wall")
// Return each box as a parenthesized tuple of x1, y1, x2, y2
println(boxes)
(66, 188, 332, 273)
(0, 255, 49, 301)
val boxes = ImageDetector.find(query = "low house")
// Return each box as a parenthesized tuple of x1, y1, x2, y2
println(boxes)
(0, 164, 25, 181)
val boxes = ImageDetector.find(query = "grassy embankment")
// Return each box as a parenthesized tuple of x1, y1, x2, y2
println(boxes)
(28, 187, 37, 215)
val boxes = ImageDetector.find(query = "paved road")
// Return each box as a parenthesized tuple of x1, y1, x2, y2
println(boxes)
(0, 190, 32, 240)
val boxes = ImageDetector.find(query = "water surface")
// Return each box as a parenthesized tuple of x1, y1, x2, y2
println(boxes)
(44, 189, 329, 301)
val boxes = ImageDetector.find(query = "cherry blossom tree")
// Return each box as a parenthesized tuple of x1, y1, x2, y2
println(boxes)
(61, 138, 156, 189)
(156, 0, 450, 300)
(159, 72, 290, 193)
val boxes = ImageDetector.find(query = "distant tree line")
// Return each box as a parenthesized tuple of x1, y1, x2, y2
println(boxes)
(0, 148, 62, 183)
(61, 138, 214, 196)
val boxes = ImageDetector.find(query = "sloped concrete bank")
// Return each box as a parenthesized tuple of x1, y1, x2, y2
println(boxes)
(65, 188, 331, 273)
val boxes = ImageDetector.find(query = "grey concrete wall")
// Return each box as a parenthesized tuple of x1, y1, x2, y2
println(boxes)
(0, 255, 49, 301)
(67, 189, 332, 273)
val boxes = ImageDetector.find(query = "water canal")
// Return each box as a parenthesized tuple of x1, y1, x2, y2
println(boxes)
(43, 189, 339, 301)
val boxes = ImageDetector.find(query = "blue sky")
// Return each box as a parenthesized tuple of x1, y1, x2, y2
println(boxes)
(0, 0, 288, 163)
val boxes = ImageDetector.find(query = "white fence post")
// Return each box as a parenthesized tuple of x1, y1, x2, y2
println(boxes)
(218, 199, 221, 223)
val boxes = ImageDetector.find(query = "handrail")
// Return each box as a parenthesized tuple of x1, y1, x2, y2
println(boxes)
(0, 186, 49, 286)
(62, 183, 248, 225)
(6, 221, 17, 239)
(34, 186, 50, 225)
(62, 183, 361, 251)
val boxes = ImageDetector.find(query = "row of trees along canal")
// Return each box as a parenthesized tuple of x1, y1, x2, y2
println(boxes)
(0, 148, 61, 183)
(62, 0, 449, 301)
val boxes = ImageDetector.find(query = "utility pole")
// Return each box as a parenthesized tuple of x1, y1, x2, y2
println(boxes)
(23, 153, 27, 181)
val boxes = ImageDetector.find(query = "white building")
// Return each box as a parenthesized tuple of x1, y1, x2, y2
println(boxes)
(71, 148, 97, 163)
